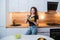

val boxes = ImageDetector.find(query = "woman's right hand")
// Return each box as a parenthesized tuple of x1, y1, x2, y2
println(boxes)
(25, 15, 30, 23)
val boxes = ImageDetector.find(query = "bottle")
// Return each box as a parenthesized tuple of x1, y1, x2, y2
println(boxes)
(13, 19, 16, 26)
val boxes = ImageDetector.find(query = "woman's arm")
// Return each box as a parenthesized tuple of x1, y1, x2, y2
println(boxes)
(25, 15, 30, 23)
(32, 20, 38, 26)
(26, 19, 28, 23)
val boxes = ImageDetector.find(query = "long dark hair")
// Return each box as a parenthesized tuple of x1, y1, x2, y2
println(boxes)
(30, 7, 38, 17)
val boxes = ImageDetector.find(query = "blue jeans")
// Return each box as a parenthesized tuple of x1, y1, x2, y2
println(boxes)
(25, 26, 37, 35)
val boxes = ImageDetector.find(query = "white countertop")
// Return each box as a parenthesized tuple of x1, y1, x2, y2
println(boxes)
(1, 35, 54, 40)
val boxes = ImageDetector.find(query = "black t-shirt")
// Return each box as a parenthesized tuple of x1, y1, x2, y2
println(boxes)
(27, 15, 38, 26)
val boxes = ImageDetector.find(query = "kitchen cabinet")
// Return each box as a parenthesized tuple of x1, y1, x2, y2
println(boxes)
(8, 0, 19, 12)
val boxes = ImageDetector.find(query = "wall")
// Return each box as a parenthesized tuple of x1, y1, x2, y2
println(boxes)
(8, 0, 47, 12)
(0, 0, 6, 38)
(8, 0, 60, 12)
(0, 0, 60, 39)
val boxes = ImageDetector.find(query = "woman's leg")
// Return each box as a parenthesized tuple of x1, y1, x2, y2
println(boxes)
(31, 26, 37, 35)
(25, 26, 32, 35)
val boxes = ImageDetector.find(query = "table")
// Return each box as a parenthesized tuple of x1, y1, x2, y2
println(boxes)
(1, 35, 54, 40)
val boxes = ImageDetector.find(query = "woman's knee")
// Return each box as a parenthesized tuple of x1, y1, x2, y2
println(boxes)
(25, 29, 31, 35)
(32, 28, 37, 35)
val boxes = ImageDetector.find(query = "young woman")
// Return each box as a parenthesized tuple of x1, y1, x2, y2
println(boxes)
(25, 7, 38, 35)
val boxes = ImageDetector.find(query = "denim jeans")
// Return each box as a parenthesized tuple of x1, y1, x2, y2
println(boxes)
(25, 26, 37, 35)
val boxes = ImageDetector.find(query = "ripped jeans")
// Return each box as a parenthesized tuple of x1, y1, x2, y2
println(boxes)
(25, 26, 37, 35)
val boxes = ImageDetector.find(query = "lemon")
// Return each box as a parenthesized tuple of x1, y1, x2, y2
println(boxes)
(29, 17, 34, 21)
(15, 34, 21, 39)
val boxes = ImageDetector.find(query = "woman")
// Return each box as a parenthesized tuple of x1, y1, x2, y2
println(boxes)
(25, 7, 38, 35)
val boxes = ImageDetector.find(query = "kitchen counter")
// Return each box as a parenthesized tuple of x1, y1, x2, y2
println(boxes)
(1, 35, 54, 40)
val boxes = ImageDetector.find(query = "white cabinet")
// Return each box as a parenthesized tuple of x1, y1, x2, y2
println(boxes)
(57, 2, 60, 12)
(0, 0, 6, 26)
(8, 0, 19, 12)
(8, 0, 47, 12)
(18, 0, 47, 12)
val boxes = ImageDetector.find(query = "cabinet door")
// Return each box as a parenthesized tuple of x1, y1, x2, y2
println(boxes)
(0, 0, 6, 26)
(9, 0, 19, 12)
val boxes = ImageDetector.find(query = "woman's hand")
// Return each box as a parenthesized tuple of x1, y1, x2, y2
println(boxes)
(25, 15, 30, 23)
(31, 21, 37, 26)
(32, 20, 38, 26)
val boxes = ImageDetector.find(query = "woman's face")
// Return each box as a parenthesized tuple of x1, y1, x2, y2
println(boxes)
(31, 8, 35, 15)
